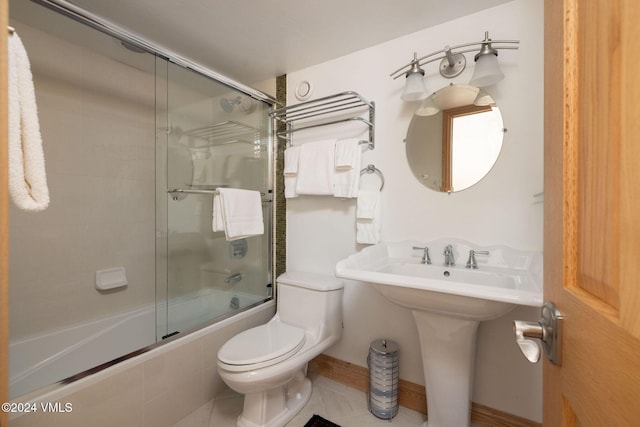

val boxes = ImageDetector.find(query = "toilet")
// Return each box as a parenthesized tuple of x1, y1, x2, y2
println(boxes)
(217, 271, 344, 427)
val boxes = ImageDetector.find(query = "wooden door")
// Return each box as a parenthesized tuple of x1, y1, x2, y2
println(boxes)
(1, 0, 9, 426)
(544, 0, 640, 424)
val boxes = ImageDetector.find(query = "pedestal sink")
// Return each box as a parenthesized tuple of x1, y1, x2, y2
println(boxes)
(335, 238, 542, 427)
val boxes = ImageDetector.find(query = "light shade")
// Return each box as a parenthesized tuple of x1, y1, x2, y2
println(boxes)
(401, 72, 427, 101)
(415, 95, 439, 116)
(473, 88, 496, 106)
(469, 54, 504, 87)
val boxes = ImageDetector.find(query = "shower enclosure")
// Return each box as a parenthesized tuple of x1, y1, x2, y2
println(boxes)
(8, 1, 274, 399)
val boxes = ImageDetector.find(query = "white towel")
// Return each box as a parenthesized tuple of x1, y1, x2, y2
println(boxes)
(284, 146, 301, 198)
(295, 139, 336, 195)
(212, 188, 264, 241)
(356, 189, 382, 244)
(284, 146, 301, 175)
(335, 138, 361, 170)
(356, 189, 378, 219)
(333, 138, 361, 198)
(8, 31, 50, 211)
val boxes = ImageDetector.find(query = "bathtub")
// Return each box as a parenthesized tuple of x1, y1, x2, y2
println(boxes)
(9, 288, 267, 399)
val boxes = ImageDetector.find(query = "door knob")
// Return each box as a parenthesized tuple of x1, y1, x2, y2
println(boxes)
(513, 301, 563, 365)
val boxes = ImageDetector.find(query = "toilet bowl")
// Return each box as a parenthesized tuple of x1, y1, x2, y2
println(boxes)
(217, 271, 344, 427)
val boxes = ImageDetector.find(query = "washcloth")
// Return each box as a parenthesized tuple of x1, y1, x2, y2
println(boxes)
(295, 139, 336, 195)
(333, 138, 361, 198)
(284, 146, 301, 198)
(212, 188, 264, 241)
(8, 31, 50, 211)
(356, 189, 382, 244)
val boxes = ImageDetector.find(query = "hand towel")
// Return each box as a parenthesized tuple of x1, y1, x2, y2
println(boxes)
(212, 188, 264, 241)
(284, 146, 301, 175)
(334, 138, 361, 170)
(284, 146, 301, 198)
(356, 189, 378, 219)
(333, 138, 361, 198)
(356, 189, 382, 244)
(8, 31, 50, 211)
(295, 139, 336, 195)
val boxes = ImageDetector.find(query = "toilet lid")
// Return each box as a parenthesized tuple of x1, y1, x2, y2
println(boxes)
(218, 322, 305, 370)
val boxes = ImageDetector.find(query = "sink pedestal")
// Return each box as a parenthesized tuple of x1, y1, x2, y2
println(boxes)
(412, 310, 479, 427)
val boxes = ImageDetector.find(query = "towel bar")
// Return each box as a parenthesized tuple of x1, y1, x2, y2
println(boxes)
(270, 91, 375, 150)
(167, 188, 270, 201)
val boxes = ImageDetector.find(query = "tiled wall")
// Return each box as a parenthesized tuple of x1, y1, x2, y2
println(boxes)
(9, 21, 157, 341)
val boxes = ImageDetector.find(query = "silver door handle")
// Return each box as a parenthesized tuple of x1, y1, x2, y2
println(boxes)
(513, 301, 563, 366)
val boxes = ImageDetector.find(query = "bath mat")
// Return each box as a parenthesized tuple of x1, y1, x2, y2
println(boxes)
(304, 414, 341, 427)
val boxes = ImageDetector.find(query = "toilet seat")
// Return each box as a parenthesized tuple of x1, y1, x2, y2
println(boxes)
(218, 321, 305, 372)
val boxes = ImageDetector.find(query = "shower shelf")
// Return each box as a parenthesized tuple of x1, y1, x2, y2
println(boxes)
(270, 91, 375, 149)
(184, 121, 262, 148)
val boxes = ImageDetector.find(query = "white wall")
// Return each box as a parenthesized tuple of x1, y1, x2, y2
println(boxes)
(285, 0, 543, 421)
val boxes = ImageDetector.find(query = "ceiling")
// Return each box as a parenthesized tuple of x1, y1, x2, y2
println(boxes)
(51, 0, 512, 86)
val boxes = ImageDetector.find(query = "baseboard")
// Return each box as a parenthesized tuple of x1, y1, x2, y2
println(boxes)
(308, 354, 541, 427)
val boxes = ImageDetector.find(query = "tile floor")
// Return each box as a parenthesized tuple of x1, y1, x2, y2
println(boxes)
(173, 371, 428, 427)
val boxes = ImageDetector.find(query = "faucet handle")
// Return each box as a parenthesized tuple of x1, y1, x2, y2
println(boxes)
(465, 250, 490, 269)
(412, 246, 431, 264)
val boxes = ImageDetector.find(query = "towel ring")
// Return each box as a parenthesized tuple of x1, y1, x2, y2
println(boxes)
(360, 164, 384, 191)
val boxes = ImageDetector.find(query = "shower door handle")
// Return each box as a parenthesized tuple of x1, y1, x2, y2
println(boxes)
(513, 301, 563, 365)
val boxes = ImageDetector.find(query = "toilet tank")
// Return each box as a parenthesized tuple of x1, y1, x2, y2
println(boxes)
(276, 271, 344, 341)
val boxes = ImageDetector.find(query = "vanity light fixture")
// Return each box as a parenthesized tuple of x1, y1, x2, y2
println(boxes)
(390, 31, 519, 99)
(401, 53, 428, 101)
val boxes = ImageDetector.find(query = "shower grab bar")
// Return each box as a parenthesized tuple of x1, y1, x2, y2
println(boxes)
(270, 91, 375, 150)
(167, 188, 272, 201)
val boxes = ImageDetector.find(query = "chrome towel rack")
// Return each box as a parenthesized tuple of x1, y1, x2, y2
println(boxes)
(270, 91, 375, 150)
(360, 164, 384, 191)
(167, 187, 270, 201)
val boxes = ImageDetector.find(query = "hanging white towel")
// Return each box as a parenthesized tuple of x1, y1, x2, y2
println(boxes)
(212, 188, 264, 241)
(356, 189, 382, 244)
(283, 145, 301, 198)
(333, 138, 362, 198)
(8, 31, 50, 211)
(356, 189, 378, 219)
(295, 139, 336, 195)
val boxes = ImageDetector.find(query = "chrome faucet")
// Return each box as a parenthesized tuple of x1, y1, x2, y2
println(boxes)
(412, 246, 431, 264)
(466, 250, 490, 269)
(443, 245, 455, 266)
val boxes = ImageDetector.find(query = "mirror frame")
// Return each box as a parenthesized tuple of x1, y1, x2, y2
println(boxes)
(441, 104, 493, 192)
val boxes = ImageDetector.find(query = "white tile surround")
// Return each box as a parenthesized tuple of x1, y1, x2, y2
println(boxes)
(8, 303, 275, 427)
(174, 372, 429, 427)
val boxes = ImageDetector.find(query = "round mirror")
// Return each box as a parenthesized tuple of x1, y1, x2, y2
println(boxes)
(405, 84, 504, 193)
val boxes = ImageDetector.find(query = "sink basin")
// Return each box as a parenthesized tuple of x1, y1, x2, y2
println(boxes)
(335, 238, 542, 320)
(335, 238, 542, 427)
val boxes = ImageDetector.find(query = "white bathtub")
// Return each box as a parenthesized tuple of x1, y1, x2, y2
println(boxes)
(10, 288, 266, 399)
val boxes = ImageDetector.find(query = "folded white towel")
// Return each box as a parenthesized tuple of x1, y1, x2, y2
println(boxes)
(8, 31, 50, 211)
(333, 138, 362, 198)
(284, 175, 298, 199)
(284, 146, 301, 198)
(212, 188, 264, 241)
(356, 189, 382, 244)
(284, 146, 301, 176)
(295, 139, 336, 195)
(334, 138, 361, 170)
(356, 189, 378, 219)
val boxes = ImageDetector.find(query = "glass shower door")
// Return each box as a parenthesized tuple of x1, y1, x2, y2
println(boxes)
(156, 61, 273, 339)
